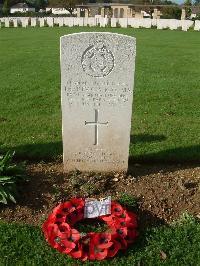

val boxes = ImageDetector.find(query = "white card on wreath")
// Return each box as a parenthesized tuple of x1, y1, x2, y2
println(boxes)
(84, 196, 111, 218)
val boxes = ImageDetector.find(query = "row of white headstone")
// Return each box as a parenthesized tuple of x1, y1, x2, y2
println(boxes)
(0, 17, 200, 31)
(0, 17, 108, 28)
(116, 18, 199, 31)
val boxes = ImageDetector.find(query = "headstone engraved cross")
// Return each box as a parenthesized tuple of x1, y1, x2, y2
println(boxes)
(61, 32, 136, 173)
(85, 109, 108, 146)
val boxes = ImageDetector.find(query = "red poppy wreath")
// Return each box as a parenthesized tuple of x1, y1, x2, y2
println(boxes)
(42, 198, 138, 261)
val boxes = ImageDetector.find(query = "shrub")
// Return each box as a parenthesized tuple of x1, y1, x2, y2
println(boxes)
(0, 151, 27, 204)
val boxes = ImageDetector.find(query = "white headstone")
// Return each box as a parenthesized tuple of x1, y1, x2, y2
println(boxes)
(76, 17, 84, 26)
(58, 17, 64, 27)
(194, 20, 200, 31)
(84, 17, 88, 26)
(31, 17, 37, 27)
(181, 20, 188, 31)
(111, 18, 117, 27)
(54, 17, 58, 25)
(13, 18, 18, 27)
(64, 17, 73, 27)
(5, 18, 10, 27)
(73, 17, 77, 26)
(169, 19, 178, 30)
(60, 32, 136, 173)
(99, 17, 107, 27)
(119, 18, 128, 28)
(47, 17, 54, 27)
(39, 17, 45, 27)
(151, 18, 157, 27)
(21, 17, 29, 28)
(141, 18, 151, 28)
(68, 17, 74, 27)
(88, 17, 96, 27)
(128, 18, 139, 28)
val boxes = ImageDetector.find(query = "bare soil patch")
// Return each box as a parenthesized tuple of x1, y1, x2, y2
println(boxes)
(0, 162, 199, 229)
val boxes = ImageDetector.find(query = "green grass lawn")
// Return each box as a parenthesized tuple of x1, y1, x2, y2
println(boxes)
(0, 27, 200, 162)
(0, 214, 200, 265)
(0, 28, 200, 264)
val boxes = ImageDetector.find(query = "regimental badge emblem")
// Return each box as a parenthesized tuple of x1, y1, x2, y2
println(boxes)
(81, 41, 115, 78)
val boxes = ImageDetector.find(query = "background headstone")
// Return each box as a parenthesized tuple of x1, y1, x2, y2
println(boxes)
(58, 17, 64, 27)
(76, 17, 84, 26)
(68, 18, 74, 27)
(31, 17, 37, 27)
(13, 18, 18, 27)
(194, 20, 200, 31)
(21, 18, 29, 28)
(119, 18, 128, 28)
(47, 17, 54, 27)
(5, 18, 9, 27)
(111, 18, 117, 27)
(39, 17, 45, 27)
(142, 18, 151, 28)
(84, 17, 89, 26)
(169, 19, 178, 30)
(88, 17, 96, 27)
(61, 32, 136, 172)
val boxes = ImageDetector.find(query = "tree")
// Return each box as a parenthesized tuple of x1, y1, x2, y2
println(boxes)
(2, 0, 9, 15)
(48, 0, 87, 14)
(162, 6, 181, 19)
(26, 0, 48, 11)
(184, 0, 192, 6)
(194, 0, 200, 5)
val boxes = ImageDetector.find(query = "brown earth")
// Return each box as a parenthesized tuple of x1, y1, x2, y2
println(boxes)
(0, 162, 199, 229)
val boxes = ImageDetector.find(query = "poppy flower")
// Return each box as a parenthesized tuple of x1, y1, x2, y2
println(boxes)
(66, 208, 84, 225)
(50, 206, 68, 224)
(116, 227, 128, 238)
(112, 234, 127, 250)
(111, 202, 124, 217)
(100, 214, 118, 229)
(95, 248, 108, 261)
(43, 223, 61, 248)
(60, 201, 76, 215)
(93, 233, 113, 249)
(114, 210, 136, 228)
(80, 233, 93, 261)
(107, 239, 121, 257)
(57, 224, 71, 241)
(61, 239, 76, 253)
(126, 211, 138, 228)
(70, 243, 82, 259)
(89, 241, 108, 261)
(70, 198, 84, 209)
(70, 228, 80, 243)
(126, 227, 138, 244)
(42, 214, 55, 238)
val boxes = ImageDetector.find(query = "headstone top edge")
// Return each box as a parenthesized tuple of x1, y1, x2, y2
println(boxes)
(60, 32, 136, 42)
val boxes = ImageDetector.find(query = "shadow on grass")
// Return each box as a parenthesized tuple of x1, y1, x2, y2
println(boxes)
(130, 134, 167, 144)
(0, 141, 63, 162)
(128, 144, 200, 177)
(1, 134, 166, 162)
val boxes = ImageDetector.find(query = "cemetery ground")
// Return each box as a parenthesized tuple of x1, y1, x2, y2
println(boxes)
(0, 27, 200, 265)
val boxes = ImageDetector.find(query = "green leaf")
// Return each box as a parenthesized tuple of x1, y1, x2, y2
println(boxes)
(0, 176, 13, 182)
(8, 193, 16, 204)
(0, 189, 8, 204)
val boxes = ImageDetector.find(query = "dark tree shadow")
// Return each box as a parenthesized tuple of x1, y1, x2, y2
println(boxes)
(0, 136, 199, 179)
(128, 145, 200, 178)
(0, 141, 63, 162)
(130, 134, 167, 144)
